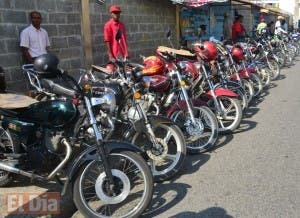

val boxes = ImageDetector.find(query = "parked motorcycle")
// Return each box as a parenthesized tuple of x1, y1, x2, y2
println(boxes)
(1, 54, 154, 218)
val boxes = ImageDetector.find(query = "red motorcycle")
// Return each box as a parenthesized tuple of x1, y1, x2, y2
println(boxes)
(136, 48, 219, 154)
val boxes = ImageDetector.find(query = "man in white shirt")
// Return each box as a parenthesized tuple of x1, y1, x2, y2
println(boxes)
(275, 16, 287, 35)
(20, 11, 50, 63)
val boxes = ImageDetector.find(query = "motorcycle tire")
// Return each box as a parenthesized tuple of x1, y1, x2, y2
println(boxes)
(131, 123, 186, 182)
(248, 73, 263, 97)
(73, 151, 153, 218)
(208, 96, 242, 134)
(0, 127, 18, 187)
(268, 59, 281, 80)
(170, 106, 218, 154)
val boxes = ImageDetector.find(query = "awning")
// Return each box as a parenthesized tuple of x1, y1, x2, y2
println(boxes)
(170, 0, 228, 7)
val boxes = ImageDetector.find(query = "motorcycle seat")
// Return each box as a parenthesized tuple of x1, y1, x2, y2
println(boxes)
(0, 94, 37, 109)
(157, 46, 195, 58)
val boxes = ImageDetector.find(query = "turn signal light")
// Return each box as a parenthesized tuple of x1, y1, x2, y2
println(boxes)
(134, 92, 141, 99)
(84, 84, 91, 91)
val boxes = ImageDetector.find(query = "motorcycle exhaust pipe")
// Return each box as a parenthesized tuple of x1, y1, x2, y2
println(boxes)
(0, 162, 44, 180)
(0, 138, 72, 181)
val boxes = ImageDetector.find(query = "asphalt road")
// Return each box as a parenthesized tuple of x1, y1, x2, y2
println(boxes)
(141, 60, 300, 218)
(0, 60, 299, 218)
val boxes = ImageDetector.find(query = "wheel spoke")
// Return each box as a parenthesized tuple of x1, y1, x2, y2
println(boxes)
(218, 119, 225, 128)
(164, 130, 172, 143)
(164, 154, 177, 161)
(149, 160, 159, 175)
(224, 116, 236, 121)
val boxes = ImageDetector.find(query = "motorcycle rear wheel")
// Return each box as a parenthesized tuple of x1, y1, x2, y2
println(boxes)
(73, 151, 153, 218)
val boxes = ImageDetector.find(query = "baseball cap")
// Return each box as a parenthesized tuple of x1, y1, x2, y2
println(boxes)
(109, 5, 121, 13)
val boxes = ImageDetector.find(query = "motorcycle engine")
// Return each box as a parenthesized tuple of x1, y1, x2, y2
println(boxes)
(44, 128, 64, 153)
(127, 94, 155, 121)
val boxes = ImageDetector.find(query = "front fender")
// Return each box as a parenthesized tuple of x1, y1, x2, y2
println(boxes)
(204, 88, 238, 98)
(67, 141, 142, 183)
(238, 68, 257, 75)
(148, 115, 174, 126)
(165, 99, 207, 118)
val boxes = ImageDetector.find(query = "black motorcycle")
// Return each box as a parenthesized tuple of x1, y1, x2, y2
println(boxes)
(0, 54, 153, 218)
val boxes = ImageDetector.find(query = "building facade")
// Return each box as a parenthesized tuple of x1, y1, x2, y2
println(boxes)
(0, 0, 176, 92)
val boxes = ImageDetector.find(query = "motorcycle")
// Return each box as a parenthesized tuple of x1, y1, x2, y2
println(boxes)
(1, 54, 154, 218)
(80, 59, 186, 182)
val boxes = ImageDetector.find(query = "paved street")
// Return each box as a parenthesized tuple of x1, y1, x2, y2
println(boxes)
(1, 60, 300, 218)
(142, 61, 300, 218)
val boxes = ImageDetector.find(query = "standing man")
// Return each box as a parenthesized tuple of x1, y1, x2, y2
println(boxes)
(20, 11, 50, 64)
(232, 15, 246, 42)
(104, 5, 129, 61)
(275, 16, 287, 35)
(257, 18, 267, 35)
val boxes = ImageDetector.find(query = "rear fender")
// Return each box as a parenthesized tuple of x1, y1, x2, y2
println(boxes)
(165, 99, 207, 118)
(204, 88, 238, 99)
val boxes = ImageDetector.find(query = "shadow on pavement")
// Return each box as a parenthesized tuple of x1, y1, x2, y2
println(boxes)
(171, 153, 210, 179)
(168, 207, 233, 218)
(141, 182, 192, 217)
(233, 119, 257, 134)
(243, 106, 260, 118)
(210, 134, 234, 152)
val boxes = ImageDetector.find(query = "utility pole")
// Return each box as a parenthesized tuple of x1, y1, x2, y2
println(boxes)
(81, 0, 93, 68)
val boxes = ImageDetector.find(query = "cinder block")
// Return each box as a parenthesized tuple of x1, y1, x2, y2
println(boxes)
(68, 36, 82, 47)
(0, 0, 12, 8)
(42, 24, 58, 37)
(6, 39, 20, 53)
(51, 37, 68, 49)
(14, 0, 35, 10)
(67, 14, 81, 24)
(0, 53, 22, 68)
(37, 0, 56, 12)
(0, 40, 7, 53)
(0, 24, 18, 39)
(2, 11, 27, 23)
(49, 13, 67, 24)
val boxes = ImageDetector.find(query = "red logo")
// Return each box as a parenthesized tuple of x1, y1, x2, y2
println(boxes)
(6, 192, 60, 214)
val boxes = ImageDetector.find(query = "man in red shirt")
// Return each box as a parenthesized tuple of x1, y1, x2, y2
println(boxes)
(104, 5, 129, 61)
(232, 15, 246, 42)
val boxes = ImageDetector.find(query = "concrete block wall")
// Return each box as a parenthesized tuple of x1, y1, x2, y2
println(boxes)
(0, 0, 84, 92)
(0, 0, 176, 92)
(90, 0, 177, 65)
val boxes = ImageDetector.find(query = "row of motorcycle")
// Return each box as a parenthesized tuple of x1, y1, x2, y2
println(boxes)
(0, 30, 299, 217)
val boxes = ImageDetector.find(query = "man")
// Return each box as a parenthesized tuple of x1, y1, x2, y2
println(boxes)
(20, 11, 50, 64)
(104, 5, 129, 61)
(275, 16, 287, 35)
(232, 15, 246, 42)
(257, 18, 267, 35)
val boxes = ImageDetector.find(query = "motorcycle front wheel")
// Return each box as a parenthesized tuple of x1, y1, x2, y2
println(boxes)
(170, 106, 218, 154)
(268, 59, 281, 80)
(73, 151, 153, 218)
(131, 123, 186, 182)
(0, 127, 17, 187)
(208, 96, 242, 134)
